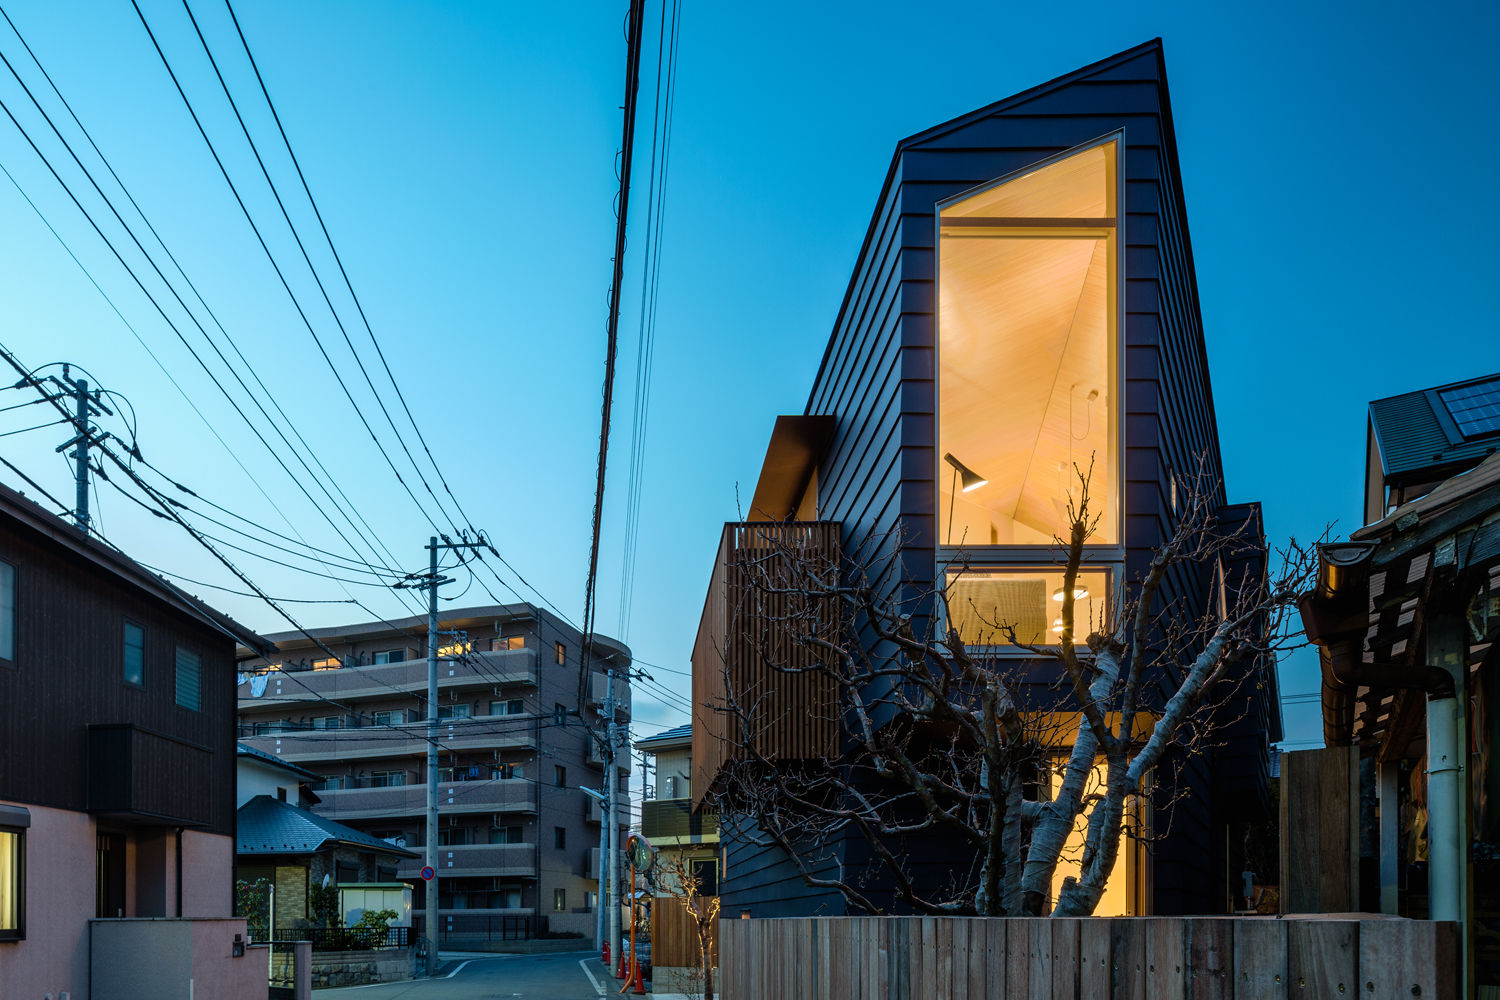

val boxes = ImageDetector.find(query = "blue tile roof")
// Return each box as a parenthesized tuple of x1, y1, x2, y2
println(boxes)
(236, 795, 417, 858)
(237, 742, 318, 780)
(634, 723, 691, 749)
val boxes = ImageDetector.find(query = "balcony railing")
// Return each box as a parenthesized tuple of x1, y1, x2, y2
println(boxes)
(398, 843, 536, 879)
(238, 718, 536, 763)
(640, 798, 718, 843)
(692, 521, 841, 804)
(314, 779, 536, 821)
(238, 648, 537, 709)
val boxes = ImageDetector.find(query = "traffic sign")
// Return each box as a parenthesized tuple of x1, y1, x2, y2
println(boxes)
(420, 866, 435, 881)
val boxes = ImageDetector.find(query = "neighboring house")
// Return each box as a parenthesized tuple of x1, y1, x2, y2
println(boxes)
(236, 603, 630, 941)
(1301, 373, 1500, 994)
(689, 39, 1276, 918)
(0, 482, 269, 999)
(235, 742, 416, 931)
(637, 724, 719, 889)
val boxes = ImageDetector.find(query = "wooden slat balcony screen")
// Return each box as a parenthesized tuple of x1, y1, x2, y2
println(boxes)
(692, 521, 841, 806)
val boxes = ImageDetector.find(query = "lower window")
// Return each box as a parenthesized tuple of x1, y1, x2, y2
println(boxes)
(945, 567, 1110, 647)
(552, 888, 566, 912)
(0, 824, 24, 940)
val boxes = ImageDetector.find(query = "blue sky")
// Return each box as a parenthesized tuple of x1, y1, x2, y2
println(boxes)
(0, 0, 1494, 746)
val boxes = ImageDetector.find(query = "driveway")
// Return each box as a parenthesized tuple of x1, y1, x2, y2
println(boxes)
(314, 950, 611, 999)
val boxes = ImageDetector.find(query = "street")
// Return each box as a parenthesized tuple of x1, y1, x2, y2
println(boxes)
(316, 952, 617, 1000)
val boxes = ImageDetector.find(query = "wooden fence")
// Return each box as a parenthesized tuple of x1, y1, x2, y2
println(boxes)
(652, 897, 718, 969)
(718, 915, 1458, 999)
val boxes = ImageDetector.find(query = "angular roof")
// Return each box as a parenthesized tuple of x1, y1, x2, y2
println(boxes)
(635, 722, 691, 751)
(0, 481, 272, 656)
(237, 742, 317, 780)
(236, 795, 416, 858)
(1369, 372, 1500, 483)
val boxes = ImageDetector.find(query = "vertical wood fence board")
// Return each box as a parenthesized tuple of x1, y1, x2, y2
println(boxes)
(984, 916, 1006, 998)
(963, 918, 985, 998)
(1357, 918, 1459, 1000)
(1080, 915, 1112, 998)
(942, 919, 962, 1000)
(920, 917, 938, 999)
(1029, 918, 1054, 996)
(1112, 918, 1148, 1000)
(1185, 917, 1233, 1000)
(876, 917, 890, 1000)
(1006, 919, 1033, 999)
(1148, 917, 1188, 1000)
(1287, 919, 1356, 999)
(1231, 919, 1286, 1000)
(1052, 918, 1081, 1000)
(890, 916, 910, 1000)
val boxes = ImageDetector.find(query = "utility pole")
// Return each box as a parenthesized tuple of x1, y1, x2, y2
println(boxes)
(405, 535, 483, 976)
(604, 666, 620, 968)
(48, 366, 111, 532)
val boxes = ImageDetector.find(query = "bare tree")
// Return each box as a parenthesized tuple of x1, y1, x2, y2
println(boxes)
(648, 851, 721, 1000)
(706, 466, 1316, 917)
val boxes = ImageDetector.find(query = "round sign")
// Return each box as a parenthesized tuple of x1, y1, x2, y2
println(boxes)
(626, 834, 655, 872)
(420, 866, 435, 881)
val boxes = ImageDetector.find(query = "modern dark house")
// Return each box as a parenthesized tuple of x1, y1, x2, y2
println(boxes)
(689, 40, 1276, 918)
(1301, 372, 1500, 993)
(0, 481, 270, 999)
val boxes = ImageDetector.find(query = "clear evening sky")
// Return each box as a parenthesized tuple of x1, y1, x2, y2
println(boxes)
(0, 0, 1494, 746)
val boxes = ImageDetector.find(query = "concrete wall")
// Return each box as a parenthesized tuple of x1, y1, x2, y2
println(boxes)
(0, 801, 94, 1000)
(181, 831, 233, 918)
(237, 758, 300, 808)
(91, 917, 264, 1000)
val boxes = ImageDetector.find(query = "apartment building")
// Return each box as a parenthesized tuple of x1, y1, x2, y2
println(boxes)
(236, 603, 630, 941)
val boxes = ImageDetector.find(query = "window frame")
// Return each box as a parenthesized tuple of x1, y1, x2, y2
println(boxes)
(552, 887, 566, 912)
(0, 558, 16, 669)
(554, 641, 566, 665)
(932, 131, 1128, 574)
(0, 808, 25, 942)
(122, 618, 146, 689)
(553, 826, 566, 850)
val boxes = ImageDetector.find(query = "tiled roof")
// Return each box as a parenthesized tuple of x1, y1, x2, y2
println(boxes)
(236, 795, 417, 858)
(635, 723, 691, 749)
(236, 742, 317, 780)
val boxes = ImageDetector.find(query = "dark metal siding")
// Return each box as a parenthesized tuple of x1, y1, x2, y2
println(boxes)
(723, 40, 1268, 916)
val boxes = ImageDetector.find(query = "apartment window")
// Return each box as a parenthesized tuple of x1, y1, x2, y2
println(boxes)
(499, 886, 523, 909)
(494, 636, 524, 651)
(489, 826, 523, 844)
(438, 828, 469, 847)
(372, 649, 404, 664)
(438, 704, 471, 720)
(313, 715, 343, 730)
(554, 641, 566, 665)
(311, 656, 342, 671)
(938, 137, 1120, 549)
(123, 620, 145, 687)
(0, 559, 14, 665)
(553, 827, 566, 850)
(553, 888, 566, 912)
(495, 762, 520, 780)
(319, 776, 344, 791)
(554, 703, 567, 726)
(370, 770, 405, 788)
(554, 765, 566, 788)
(174, 646, 201, 711)
(490, 698, 524, 716)
(0, 807, 25, 941)
(370, 710, 404, 727)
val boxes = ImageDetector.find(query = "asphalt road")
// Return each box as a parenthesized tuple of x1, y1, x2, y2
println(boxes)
(315, 951, 614, 1000)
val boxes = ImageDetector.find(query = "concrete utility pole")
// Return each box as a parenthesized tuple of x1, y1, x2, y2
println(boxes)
(604, 667, 620, 968)
(408, 535, 483, 975)
(52, 366, 111, 532)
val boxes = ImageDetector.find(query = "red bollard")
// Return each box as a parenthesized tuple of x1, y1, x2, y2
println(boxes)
(602, 941, 610, 967)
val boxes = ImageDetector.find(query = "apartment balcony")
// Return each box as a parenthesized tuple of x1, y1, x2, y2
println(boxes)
(586, 671, 632, 720)
(584, 794, 603, 824)
(238, 648, 537, 710)
(87, 723, 214, 827)
(315, 778, 536, 822)
(239, 716, 536, 764)
(584, 735, 632, 773)
(584, 847, 627, 881)
(692, 520, 840, 803)
(398, 843, 536, 879)
(640, 798, 719, 844)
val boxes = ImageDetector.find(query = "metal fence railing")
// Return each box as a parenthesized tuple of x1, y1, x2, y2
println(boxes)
(248, 926, 410, 952)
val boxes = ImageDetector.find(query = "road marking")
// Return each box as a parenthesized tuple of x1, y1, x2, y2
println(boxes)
(579, 958, 606, 995)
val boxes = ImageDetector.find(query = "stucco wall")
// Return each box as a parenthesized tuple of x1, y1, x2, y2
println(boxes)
(92, 917, 262, 1000)
(180, 830, 233, 918)
(0, 801, 94, 1000)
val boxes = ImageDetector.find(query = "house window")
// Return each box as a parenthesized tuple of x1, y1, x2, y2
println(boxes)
(944, 567, 1110, 648)
(0, 807, 25, 941)
(490, 699, 524, 716)
(438, 704, 471, 720)
(123, 621, 145, 687)
(554, 641, 566, 665)
(372, 649, 404, 664)
(0, 559, 14, 664)
(495, 636, 524, 651)
(690, 859, 719, 897)
(174, 646, 201, 711)
(490, 825, 523, 844)
(553, 827, 566, 850)
(370, 770, 405, 788)
(937, 137, 1120, 549)
(555, 765, 566, 788)
(553, 888, 566, 912)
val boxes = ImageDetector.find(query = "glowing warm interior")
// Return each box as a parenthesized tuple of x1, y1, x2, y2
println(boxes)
(946, 567, 1108, 648)
(0, 830, 17, 930)
(938, 141, 1118, 547)
(1050, 761, 1130, 915)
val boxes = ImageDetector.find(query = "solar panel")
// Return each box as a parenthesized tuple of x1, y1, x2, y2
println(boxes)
(1438, 377, 1500, 439)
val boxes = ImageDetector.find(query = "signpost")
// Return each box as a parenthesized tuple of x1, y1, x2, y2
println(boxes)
(624, 835, 654, 994)
(420, 866, 435, 881)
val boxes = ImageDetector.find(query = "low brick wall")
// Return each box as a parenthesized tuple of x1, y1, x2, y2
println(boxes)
(309, 947, 416, 987)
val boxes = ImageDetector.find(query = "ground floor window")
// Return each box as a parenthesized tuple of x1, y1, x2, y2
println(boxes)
(0, 823, 23, 939)
(552, 888, 566, 912)
(1047, 758, 1150, 916)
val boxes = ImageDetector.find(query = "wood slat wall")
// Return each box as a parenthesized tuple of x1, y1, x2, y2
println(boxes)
(651, 895, 719, 970)
(1279, 746, 1360, 913)
(718, 916, 1459, 1000)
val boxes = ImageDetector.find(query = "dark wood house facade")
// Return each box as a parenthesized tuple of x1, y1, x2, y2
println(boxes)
(691, 40, 1277, 918)
(0, 481, 269, 998)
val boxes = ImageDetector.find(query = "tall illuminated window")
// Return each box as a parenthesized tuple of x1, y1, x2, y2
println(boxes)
(938, 137, 1121, 646)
